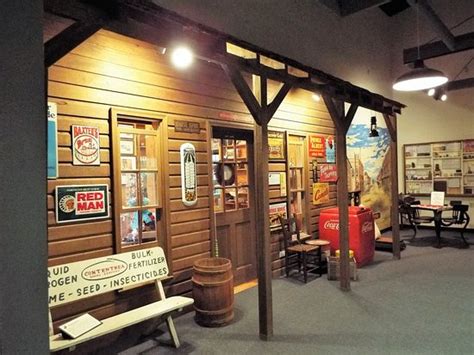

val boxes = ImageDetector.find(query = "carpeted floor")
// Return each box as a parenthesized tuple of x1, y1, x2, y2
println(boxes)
(113, 229, 473, 355)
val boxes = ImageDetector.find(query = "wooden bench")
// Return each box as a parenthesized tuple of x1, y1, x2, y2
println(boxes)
(48, 247, 193, 352)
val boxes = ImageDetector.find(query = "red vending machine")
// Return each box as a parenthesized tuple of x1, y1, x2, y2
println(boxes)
(319, 206, 375, 267)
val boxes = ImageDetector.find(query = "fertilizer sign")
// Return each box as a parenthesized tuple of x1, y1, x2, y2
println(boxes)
(48, 247, 168, 307)
(56, 184, 109, 223)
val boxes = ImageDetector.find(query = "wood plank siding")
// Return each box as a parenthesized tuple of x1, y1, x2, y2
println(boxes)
(47, 29, 336, 328)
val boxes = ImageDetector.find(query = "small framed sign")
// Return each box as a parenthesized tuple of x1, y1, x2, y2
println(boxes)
(312, 183, 330, 205)
(269, 202, 288, 230)
(320, 164, 337, 182)
(72, 125, 100, 165)
(56, 184, 109, 223)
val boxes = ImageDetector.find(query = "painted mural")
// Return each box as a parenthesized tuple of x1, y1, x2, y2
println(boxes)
(346, 115, 392, 230)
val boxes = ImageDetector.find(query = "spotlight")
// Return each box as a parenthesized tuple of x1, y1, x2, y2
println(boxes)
(312, 94, 321, 102)
(440, 94, 447, 101)
(427, 88, 435, 96)
(369, 116, 379, 138)
(171, 47, 193, 69)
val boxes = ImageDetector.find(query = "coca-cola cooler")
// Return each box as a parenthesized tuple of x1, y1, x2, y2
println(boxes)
(319, 206, 375, 267)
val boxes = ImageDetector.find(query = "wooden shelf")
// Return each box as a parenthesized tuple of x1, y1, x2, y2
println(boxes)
(404, 139, 474, 196)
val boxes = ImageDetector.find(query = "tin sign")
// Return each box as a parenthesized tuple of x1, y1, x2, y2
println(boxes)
(48, 247, 168, 307)
(56, 184, 109, 223)
(72, 125, 100, 165)
(308, 135, 326, 158)
(320, 164, 338, 182)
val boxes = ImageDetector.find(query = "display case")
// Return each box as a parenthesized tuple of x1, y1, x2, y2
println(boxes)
(404, 139, 474, 196)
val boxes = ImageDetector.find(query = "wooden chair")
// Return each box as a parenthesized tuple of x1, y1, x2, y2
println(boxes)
(441, 203, 470, 247)
(279, 215, 322, 283)
(398, 196, 434, 239)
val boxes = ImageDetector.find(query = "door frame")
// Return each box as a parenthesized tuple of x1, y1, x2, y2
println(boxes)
(207, 121, 257, 279)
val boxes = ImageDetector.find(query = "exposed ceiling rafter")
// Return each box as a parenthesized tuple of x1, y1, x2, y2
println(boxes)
(406, 0, 456, 50)
(403, 32, 474, 63)
(44, 0, 405, 114)
(319, 0, 391, 17)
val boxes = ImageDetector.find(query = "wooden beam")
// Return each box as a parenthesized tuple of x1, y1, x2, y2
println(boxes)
(406, 0, 455, 51)
(267, 83, 292, 119)
(252, 75, 273, 340)
(44, 21, 102, 67)
(382, 112, 396, 143)
(323, 95, 344, 133)
(403, 32, 474, 64)
(383, 113, 400, 259)
(447, 77, 474, 92)
(344, 103, 358, 133)
(340, 0, 391, 17)
(45, 0, 405, 114)
(221, 64, 261, 124)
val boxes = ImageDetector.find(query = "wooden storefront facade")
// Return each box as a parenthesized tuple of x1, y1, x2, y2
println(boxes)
(47, 29, 338, 331)
(44, 0, 405, 344)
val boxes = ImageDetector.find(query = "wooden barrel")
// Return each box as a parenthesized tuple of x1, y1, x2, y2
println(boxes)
(192, 257, 234, 327)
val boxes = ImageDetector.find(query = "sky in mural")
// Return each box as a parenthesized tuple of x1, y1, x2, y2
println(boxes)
(346, 123, 391, 180)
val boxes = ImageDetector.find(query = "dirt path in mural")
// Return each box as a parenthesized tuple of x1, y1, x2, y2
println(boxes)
(361, 183, 391, 230)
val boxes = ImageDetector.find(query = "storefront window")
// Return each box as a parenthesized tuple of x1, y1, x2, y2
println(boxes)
(112, 112, 163, 251)
(212, 138, 249, 212)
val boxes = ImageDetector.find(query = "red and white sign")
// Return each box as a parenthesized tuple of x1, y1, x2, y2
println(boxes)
(72, 125, 100, 165)
(320, 164, 338, 182)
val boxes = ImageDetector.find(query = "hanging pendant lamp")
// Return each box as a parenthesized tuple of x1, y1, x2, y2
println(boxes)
(393, 59, 448, 91)
(393, 1, 448, 92)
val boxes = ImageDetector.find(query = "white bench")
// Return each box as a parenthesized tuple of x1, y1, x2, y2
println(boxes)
(48, 247, 193, 352)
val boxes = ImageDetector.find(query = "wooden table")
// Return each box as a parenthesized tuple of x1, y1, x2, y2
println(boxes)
(410, 204, 452, 248)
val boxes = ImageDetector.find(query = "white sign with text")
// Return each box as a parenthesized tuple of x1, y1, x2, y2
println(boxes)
(48, 247, 168, 307)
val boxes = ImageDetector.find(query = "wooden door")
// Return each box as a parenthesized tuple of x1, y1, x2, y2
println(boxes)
(211, 128, 256, 286)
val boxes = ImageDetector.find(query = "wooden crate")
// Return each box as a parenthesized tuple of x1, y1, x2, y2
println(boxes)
(327, 256, 357, 281)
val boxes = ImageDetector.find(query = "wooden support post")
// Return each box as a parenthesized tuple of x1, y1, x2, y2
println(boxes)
(323, 96, 357, 291)
(383, 113, 401, 259)
(222, 63, 292, 340)
(253, 74, 273, 340)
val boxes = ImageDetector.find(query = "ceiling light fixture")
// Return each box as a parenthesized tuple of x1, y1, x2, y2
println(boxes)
(393, 2, 448, 91)
(369, 116, 379, 138)
(170, 46, 194, 69)
(440, 93, 447, 101)
(427, 88, 435, 96)
(312, 94, 321, 102)
(393, 59, 448, 91)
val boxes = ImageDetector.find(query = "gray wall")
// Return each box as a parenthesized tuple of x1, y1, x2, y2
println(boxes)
(0, 1, 48, 353)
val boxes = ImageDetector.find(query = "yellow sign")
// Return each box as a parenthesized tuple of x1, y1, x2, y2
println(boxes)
(313, 183, 329, 205)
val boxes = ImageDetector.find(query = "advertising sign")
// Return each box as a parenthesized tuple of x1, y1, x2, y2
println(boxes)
(268, 131, 285, 159)
(320, 164, 338, 182)
(47, 102, 58, 179)
(180, 143, 198, 206)
(56, 184, 109, 223)
(463, 139, 474, 153)
(312, 183, 330, 205)
(48, 247, 168, 307)
(308, 135, 326, 158)
(269, 202, 288, 230)
(72, 125, 100, 165)
(326, 135, 335, 163)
